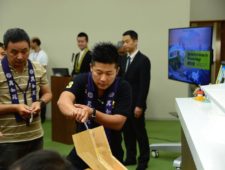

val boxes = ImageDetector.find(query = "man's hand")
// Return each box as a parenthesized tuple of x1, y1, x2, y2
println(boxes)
(30, 101, 41, 116)
(134, 106, 143, 118)
(16, 104, 33, 118)
(70, 104, 92, 123)
(74, 104, 92, 123)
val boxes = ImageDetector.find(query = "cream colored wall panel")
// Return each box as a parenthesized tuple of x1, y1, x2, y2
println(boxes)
(0, 0, 190, 119)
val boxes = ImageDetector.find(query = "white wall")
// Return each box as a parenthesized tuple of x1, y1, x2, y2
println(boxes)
(190, 0, 225, 21)
(0, 0, 190, 120)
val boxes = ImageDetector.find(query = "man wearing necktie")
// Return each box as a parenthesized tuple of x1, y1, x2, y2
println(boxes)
(121, 30, 151, 170)
(125, 56, 131, 73)
(71, 32, 92, 77)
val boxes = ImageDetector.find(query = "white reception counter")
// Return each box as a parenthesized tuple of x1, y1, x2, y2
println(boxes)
(175, 84, 225, 170)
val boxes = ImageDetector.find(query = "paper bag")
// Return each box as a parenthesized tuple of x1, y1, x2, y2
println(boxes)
(72, 126, 127, 170)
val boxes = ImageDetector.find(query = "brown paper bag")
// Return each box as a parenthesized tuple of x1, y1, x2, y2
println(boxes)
(72, 125, 127, 170)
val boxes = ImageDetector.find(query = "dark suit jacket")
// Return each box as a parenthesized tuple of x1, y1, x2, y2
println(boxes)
(120, 51, 151, 110)
(71, 50, 92, 76)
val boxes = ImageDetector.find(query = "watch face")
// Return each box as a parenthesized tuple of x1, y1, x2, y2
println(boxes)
(91, 108, 96, 119)
(39, 100, 46, 108)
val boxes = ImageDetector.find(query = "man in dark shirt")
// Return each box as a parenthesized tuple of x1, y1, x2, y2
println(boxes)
(58, 42, 132, 170)
(71, 32, 92, 77)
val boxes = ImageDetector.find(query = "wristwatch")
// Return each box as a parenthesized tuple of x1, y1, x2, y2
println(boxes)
(91, 108, 96, 119)
(38, 99, 46, 108)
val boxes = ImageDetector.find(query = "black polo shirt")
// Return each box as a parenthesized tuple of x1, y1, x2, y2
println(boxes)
(65, 73, 131, 167)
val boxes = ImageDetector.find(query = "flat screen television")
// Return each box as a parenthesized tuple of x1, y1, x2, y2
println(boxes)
(168, 26, 213, 85)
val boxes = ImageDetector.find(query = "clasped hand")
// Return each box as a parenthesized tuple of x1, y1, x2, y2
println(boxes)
(69, 104, 92, 123)
(17, 101, 41, 119)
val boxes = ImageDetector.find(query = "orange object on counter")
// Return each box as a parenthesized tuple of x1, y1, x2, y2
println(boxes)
(194, 89, 205, 101)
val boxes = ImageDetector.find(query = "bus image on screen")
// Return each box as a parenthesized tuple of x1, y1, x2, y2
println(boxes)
(168, 26, 213, 85)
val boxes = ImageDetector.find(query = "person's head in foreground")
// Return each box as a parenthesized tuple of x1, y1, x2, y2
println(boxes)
(9, 150, 74, 170)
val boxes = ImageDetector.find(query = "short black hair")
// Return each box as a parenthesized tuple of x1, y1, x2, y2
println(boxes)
(123, 30, 138, 40)
(9, 150, 73, 170)
(92, 42, 119, 66)
(0, 42, 4, 48)
(3, 28, 30, 49)
(77, 32, 88, 42)
(32, 37, 41, 46)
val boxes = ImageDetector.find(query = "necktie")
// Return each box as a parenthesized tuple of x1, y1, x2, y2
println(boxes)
(125, 56, 131, 72)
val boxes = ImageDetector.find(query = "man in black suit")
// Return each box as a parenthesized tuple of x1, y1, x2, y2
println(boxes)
(121, 30, 151, 170)
(71, 32, 92, 76)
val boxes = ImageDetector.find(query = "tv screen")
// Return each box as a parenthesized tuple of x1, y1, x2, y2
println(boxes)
(168, 26, 213, 85)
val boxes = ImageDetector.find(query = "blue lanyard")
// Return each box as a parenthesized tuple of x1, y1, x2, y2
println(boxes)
(1, 57, 37, 123)
(86, 72, 119, 142)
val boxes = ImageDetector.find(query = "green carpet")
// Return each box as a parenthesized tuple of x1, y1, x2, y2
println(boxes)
(43, 120, 181, 170)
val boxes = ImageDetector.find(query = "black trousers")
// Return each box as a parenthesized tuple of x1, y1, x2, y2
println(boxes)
(0, 137, 43, 170)
(123, 112, 150, 165)
(67, 147, 88, 170)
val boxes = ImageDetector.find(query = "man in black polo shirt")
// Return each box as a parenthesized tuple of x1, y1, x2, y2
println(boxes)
(57, 42, 132, 170)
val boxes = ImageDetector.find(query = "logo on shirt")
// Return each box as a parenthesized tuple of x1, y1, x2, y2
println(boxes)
(66, 81, 73, 88)
(87, 92, 93, 98)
